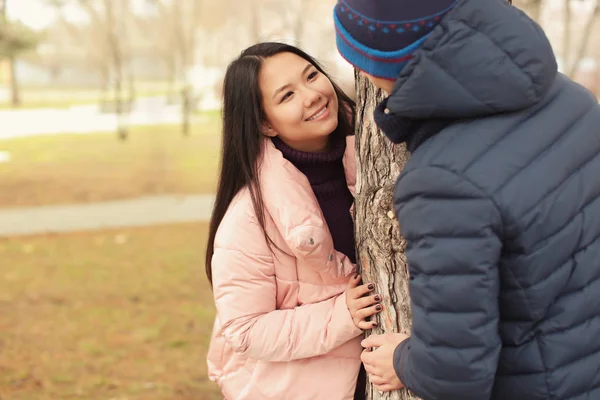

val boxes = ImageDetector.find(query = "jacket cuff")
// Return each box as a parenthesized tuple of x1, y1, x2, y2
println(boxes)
(334, 291, 363, 339)
(393, 337, 411, 384)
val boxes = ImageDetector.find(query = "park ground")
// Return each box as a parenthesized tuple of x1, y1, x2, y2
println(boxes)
(0, 111, 222, 399)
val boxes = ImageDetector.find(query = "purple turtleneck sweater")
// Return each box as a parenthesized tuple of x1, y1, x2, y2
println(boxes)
(272, 135, 356, 264)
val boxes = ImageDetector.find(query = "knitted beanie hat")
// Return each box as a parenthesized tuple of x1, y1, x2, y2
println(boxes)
(334, 0, 457, 80)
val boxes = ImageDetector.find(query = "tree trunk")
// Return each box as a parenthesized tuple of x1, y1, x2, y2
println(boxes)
(250, 0, 261, 41)
(105, 0, 127, 141)
(121, 0, 135, 105)
(563, 0, 572, 74)
(529, 0, 543, 23)
(172, 0, 192, 136)
(164, 54, 176, 101)
(99, 63, 110, 104)
(568, 1, 600, 77)
(8, 55, 19, 106)
(515, 0, 543, 22)
(0, 0, 19, 107)
(181, 84, 191, 136)
(354, 73, 419, 400)
(127, 60, 135, 104)
(291, 0, 307, 44)
(182, 0, 201, 137)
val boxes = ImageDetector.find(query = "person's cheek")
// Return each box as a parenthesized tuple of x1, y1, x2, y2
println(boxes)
(293, 99, 305, 125)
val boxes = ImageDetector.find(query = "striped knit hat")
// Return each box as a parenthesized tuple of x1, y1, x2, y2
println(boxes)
(334, 0, 457, 80)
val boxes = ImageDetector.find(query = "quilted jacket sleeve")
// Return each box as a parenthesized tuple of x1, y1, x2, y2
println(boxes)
(392, 166, 503, 400)
(211, 214, 362, 362)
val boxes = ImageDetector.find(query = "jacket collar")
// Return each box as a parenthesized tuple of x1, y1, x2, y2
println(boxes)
(374, 97, 454, 152)
(257, 135, 356, 272)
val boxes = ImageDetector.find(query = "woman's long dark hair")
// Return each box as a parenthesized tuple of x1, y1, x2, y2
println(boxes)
(205, 42, 356, 285)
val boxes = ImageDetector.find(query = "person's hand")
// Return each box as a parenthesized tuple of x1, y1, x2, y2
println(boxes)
(361, 333, 409, 392)
(346, 274, 382, 330)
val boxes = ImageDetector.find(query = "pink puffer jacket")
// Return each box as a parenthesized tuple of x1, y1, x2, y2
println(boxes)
(207, 136, 362, 400)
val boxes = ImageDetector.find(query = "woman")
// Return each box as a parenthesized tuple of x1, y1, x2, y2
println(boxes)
(205, 42, 382, 400)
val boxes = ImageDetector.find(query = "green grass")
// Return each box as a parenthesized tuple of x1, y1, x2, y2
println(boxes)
(0, 118, 221, 208)
(0, 223, 221, 400)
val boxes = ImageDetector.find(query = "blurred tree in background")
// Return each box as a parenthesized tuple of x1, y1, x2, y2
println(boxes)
(0, 0, 39, 106)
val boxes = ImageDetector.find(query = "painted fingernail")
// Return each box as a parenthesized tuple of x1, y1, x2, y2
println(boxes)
(374, 295, 381, 302)
(372, 322, 378, 327)
(368, 283, 375, 290)
(376, 305, 382, 311)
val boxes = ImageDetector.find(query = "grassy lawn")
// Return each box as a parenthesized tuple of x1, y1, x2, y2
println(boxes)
(0, 222, 221, 400)
(0, 118, 221, 208)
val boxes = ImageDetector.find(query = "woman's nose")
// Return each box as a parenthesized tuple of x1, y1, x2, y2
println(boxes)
(304, 90, 321, 108)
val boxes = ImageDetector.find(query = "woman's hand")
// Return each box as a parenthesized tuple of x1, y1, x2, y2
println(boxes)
(346, 274, 382, 330)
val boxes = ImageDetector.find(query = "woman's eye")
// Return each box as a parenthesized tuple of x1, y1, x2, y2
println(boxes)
(282, 91, 293, 101)
(308, 71, 318, 80)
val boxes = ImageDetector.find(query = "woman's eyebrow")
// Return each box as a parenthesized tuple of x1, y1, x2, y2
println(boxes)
(273, 64, 313, 99)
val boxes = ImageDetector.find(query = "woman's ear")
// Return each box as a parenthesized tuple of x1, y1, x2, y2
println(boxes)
(262, 124, 277, 138)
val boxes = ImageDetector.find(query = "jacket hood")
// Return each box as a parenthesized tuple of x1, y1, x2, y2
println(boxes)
(387, 0, 558, 119)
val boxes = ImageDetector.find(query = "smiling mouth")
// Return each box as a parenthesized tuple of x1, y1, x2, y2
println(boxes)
(306, 102, 329, 121)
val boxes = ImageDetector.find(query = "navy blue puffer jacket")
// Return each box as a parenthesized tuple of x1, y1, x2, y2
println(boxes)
(376, 0, 600, 399)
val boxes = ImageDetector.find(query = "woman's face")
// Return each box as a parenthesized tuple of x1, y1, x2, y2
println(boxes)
(259, 52, 339, 152)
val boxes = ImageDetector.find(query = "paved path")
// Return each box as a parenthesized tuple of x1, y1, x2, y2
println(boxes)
(0, 97, 211, 140)
(0, 195, 215, 237)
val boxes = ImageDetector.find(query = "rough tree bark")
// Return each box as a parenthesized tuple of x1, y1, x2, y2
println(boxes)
(353, 73, 419, 400)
